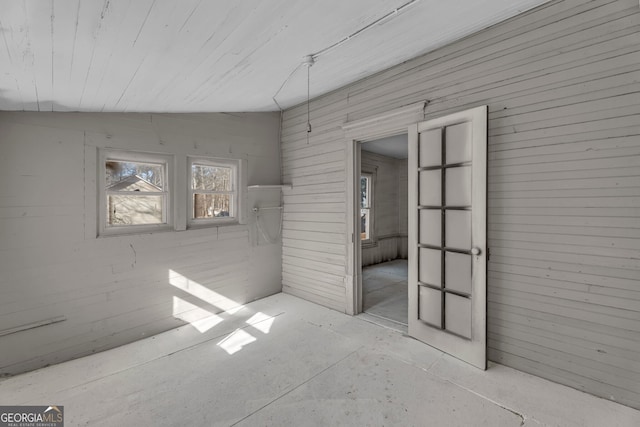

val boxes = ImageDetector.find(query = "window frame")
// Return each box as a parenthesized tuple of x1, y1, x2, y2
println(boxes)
(188, 157, 240, 228)
(360, 172, 374, 245)
(98, 150, 174, 237)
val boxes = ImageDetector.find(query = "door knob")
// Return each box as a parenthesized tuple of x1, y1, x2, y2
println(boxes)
(471, 247, 481, 255)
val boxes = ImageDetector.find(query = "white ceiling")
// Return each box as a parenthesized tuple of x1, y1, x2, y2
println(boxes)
(362, 134, 408, 160)
(0, 0, 550, 112)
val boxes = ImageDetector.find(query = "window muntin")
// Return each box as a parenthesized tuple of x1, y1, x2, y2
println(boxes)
(105, 159, 168, 228)
(189, 158, 238, 224)
(361, 173, 372, 242)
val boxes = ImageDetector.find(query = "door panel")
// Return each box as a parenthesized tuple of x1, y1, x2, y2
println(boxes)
(445, 252, 472, 294)
(419, 210, 441, 245)
(445, 122, 472, 163)
(419, 170, 441, 205)
(445, 166, 472, 206)
(408, 105, 487, 370)
(419, 129, 442, 167)
(445, 210, 471, 249)
(419, 286, 442, 327)
(418, 248, 441, 286)
(445, 295, 472, 338)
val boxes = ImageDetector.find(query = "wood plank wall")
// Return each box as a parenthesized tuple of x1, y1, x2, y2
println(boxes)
(0, 112, 282, 375)
(361, 150, 408, 266)
(281, 0, 640, 408)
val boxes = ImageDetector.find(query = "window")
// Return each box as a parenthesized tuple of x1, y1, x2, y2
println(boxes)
(97, 152, 243, 235)
(189, 158, 239, 226)
(100, 151, 172, 235)
(361, 173, 373, 242)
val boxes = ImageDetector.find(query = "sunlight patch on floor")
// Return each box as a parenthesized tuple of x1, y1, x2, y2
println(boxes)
(246, 312, 274, 334)
(217, 329, 257, 355)
(172, 296, 223, 333)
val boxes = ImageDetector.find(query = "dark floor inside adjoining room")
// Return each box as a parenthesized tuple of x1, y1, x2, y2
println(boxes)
(362, 259, 408, 326)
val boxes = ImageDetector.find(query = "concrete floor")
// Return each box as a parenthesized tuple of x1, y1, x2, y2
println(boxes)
(1, 293, 638, 426)
(363, 259, 408, 326)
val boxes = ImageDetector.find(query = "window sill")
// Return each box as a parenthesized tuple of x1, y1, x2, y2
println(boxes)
(99, 224, 174, 238)
(247, 184, 292, 190)
(187, 219, 240, 230)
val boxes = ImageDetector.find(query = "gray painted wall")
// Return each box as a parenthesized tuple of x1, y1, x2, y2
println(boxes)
(281, 0, 640, 409)
(361, 150, 408, 266)
(0, 112, 282, 375)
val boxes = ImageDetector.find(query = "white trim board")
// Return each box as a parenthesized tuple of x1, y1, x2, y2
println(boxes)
(342, 102, 427, 142)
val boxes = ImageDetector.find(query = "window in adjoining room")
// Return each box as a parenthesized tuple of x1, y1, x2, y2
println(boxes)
(361, 173, 373, 242)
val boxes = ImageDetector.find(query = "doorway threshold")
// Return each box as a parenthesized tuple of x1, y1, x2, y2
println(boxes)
(358, 312, 408, 334)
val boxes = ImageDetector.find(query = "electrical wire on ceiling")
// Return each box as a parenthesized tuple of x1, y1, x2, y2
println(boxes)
(272, 63, 303, 111)
(271, 0, 422, 119)
(310, 0, 422, 61)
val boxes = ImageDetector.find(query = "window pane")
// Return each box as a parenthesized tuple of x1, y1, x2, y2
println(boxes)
(193, 194, 232, 219)
(107, 195, 164, 225)
(106, 161, 163, 190)
(360, 176, 369, 208)
(192, 165, 232, 191)
(361, 208, 369, 240)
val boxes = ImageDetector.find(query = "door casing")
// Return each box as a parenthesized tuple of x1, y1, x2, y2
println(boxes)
(343, 102, 426, 315)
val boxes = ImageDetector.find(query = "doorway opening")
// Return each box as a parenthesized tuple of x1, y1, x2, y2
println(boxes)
(359, 134, 409, 329)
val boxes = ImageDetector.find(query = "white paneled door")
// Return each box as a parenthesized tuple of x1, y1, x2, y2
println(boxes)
(408, 106, 488, 369)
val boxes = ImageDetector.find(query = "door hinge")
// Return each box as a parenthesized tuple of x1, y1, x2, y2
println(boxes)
(351, 233, 354, 243)
(487, 247, 491, 261)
